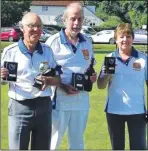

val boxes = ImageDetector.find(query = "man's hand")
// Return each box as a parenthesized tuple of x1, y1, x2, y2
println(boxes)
(90, 72, 97, 83)
(35, 75, 47, 91)
(1, 68, 9, 79)
(60, 83, 79, 95)
(36, 75, 61, 91)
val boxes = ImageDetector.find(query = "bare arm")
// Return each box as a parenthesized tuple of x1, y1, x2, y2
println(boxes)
(97, 64, 113, 89)
(97, 71, 111, 89)
(39, 75, 61, 91)
(46, 76, 61, 86)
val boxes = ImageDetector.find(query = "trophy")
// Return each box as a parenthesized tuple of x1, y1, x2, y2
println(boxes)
(33, 62, 48, 90)
(104, 57, 116, 74)
(3, 61, 18, 81)
(71, 58, 95, 91)
(84, 58, 95, 92)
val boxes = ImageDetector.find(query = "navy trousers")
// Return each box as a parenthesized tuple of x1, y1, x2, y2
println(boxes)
(106, 113, 146, 150)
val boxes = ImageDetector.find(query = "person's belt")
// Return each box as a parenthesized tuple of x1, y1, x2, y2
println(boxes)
(12, 96, 51, 102)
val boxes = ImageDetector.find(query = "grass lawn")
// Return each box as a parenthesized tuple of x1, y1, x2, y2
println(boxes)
(1, 41, 147, 52)
(1, 41, 147, 149)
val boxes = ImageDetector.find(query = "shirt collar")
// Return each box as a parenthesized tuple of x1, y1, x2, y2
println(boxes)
(114, 46, 139, 58)
(18, 38, 43, 54)
(59, 28, 86, 44)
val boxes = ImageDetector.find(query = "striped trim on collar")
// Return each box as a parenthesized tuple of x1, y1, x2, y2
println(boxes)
(113, 46, 139, 58)
(59, 28, 86, 44)
(18, 38, 43, 54)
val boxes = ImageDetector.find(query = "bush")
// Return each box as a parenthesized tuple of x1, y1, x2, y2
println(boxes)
(98, 16, 123, 31)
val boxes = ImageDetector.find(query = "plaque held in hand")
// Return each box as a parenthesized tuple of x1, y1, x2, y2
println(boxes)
(104, 57, 116, 74)
(3, 61, 18, 81)
(72, 73, 85, 91)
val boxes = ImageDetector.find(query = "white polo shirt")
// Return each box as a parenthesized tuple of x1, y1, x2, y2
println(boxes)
(1, 39, 57, 100)
(104, 47, 147, 115)
(45, 29, 95, 110)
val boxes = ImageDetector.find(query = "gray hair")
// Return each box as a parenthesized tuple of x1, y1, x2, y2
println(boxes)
(20, 12, 42, 27)
(62, 2, 84, 22)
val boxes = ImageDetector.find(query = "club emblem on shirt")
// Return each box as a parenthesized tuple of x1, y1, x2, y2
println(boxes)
(82, 49, 89, 60)
(133, 62, 141, 71)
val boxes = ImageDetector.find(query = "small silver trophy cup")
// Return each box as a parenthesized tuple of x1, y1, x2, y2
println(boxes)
(33, 62, 48, 90)
(39, 62, 48, 74)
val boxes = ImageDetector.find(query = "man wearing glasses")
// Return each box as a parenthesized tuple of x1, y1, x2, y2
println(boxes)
(1, 12, 61, 150)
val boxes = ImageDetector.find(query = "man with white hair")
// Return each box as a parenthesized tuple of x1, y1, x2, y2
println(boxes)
(1, 12, 61, 150)
(46, 2, 97, 150)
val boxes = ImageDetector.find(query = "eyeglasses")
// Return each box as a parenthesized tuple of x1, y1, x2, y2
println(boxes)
(25, 24, 42, 29)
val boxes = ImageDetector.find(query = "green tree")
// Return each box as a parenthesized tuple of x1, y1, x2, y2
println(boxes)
(128, 1, 147, 28)
(94, 0, 147, 29)
(1, 0, 31, 27)
(95, 2, 109, 21)
(99, 16, 123, 29)
(83, 0, 101, 7)
(101, 1, 131, 23)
